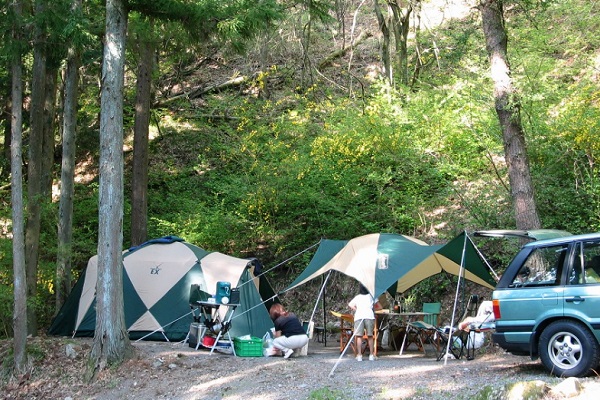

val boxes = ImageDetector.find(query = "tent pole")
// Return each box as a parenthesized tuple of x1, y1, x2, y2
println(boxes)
(444, 231, 468, 365)
(329, 318, 361, 377)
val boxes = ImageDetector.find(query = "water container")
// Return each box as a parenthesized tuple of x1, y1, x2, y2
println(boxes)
(215, 281, 231, 304)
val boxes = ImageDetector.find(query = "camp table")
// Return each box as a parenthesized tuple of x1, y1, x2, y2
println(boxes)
(194, 300, 240, 355)
(330, 311, 381, 356)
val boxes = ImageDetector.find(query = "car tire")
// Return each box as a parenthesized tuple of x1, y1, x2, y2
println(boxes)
(538, 319, 600, 377)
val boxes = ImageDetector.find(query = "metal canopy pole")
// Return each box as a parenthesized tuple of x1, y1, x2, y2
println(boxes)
(323, 274, 327, 347)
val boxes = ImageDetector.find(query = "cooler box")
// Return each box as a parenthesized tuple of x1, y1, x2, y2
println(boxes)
(188, 323, 201, 348)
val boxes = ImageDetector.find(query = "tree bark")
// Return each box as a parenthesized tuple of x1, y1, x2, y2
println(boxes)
(25, 0, 48, 336)
(11, 0, 28, 376)
(131, 22, 155, 247)
(42, 67, 58, 197)
(90, 0, 132, 380)
(479, 0, 540, 230)
(373, 0, 391, 83)
(56, 0, 82, 311)
(388, 0, 412, 86)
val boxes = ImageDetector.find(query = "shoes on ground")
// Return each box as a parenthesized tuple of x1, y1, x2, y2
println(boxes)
(284, 349, 294, 359)
(356, 355, 362, 362)
(369, 354, 376, 361)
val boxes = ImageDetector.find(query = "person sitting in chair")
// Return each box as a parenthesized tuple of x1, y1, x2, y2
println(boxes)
(269, 303, 309, 359)
(585, 256, 600, 283)
(458, 300, 495, 331)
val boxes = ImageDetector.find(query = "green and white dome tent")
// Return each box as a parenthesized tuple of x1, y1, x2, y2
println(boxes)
(49, 236, 276, 341)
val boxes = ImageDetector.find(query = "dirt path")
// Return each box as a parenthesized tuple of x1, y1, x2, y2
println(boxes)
(4, 336, 597, 400)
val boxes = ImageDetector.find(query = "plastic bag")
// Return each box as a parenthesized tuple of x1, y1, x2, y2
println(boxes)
(262, 338, 278, 357)
(467, 332, 485, 349)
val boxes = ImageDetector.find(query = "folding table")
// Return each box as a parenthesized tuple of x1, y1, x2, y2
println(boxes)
(193, 300, 240, 355)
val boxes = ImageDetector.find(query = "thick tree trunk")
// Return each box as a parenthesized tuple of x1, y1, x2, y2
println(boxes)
(479, 0, 540, 230)
(25, 0, 48, 336)
(56, 0, 82, 311)
(131, 25, 154, 247)
(11, 0, 28, 376)
(90, 0, 132, 380)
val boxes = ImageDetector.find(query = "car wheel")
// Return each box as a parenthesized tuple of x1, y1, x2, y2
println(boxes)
(539, 320, 600, 377)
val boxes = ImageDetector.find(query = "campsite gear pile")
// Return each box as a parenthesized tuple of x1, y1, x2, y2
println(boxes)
(50, 231, 501, 366)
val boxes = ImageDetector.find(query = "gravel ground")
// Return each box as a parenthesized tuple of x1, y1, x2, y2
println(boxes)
(2, 336, 599, 400)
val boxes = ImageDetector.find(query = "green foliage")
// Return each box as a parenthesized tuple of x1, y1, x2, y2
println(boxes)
(0, 282, 12, 339)
(308, 387, 349, 400)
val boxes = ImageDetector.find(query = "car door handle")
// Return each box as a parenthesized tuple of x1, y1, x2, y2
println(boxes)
(565, 296, 585, 303)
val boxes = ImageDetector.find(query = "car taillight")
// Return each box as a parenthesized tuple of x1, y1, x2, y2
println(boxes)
(492, 299, 501, 319)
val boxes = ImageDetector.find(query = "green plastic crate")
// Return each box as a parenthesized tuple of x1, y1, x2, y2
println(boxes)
(233, 336, 263, 357)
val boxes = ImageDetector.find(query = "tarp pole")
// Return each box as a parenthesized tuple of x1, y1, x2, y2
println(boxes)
(329, 318, 361, 377)
(309, 270, 332, 323)
(444, 231, 468, 365)
(323, 274, 327, 347)
(467, 233, 500, 281)
(304, 271, 332, 343)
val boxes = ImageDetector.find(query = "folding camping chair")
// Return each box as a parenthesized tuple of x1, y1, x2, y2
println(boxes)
(436, 296, 495, 361)
(436, 326, 471, 361)
(400, 302, 441, 356)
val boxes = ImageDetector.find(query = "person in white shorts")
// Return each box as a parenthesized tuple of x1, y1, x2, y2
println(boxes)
(348, 284, 378, 361)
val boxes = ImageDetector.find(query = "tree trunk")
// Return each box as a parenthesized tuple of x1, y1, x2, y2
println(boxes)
(90, 0, 132, 380)
(11, 0, 28, 376)
(373, 0, 391, 83)
(42, 66, 58, 197)
(479, 0, 540, 230)
(56, 0, 82, 311)
(131, 23, 155, 247)
(388, 0, 412, 86)
(25, 0, 48, 336)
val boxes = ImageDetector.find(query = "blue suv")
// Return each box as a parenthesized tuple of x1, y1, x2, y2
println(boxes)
(490, 232, 600, 377)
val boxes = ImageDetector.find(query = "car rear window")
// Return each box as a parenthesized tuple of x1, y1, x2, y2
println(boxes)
(510, 244, 567, 287)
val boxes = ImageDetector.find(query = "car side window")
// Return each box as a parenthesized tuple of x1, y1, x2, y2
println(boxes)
(582, 240, 600, 285)
(511, 244, 567, 287)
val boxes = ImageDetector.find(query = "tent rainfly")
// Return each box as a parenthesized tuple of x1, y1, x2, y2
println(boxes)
(49, 236, 276, 341)
(285, 232, 497, 298)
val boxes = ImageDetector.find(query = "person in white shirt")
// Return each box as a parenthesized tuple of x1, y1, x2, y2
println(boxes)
(348, 284, 379, 361)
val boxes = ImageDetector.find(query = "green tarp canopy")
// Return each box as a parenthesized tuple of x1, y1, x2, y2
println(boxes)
(285, 232, 496, 298)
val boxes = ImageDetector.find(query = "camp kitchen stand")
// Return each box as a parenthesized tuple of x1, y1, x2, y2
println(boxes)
(191, 300, 239, 355)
